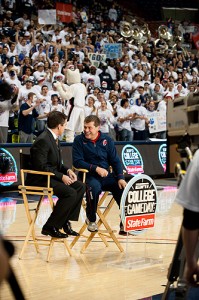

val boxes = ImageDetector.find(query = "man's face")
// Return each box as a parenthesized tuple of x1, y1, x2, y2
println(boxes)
(58, 121, 66, 136)
(90, 67, 96, 75)
(52, 96, 59, 105)
(26, 81, 33, 89)
(84, 121, 99, 140)
(42, 86, 48, 95)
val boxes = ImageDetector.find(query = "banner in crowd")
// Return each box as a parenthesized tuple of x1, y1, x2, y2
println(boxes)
(88, 53, 106, 68)
(38, 10, 56, 24)
(147, 111, 166, 133)
(103, 43, 122, 59)
(56, 2, 73, 23)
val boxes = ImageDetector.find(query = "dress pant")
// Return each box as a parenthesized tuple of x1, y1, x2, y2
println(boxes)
(46, 179, 86, 229)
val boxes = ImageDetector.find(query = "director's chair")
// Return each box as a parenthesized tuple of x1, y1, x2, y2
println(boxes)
(18, 150, 72, 262)
(70, 166, 124, 253)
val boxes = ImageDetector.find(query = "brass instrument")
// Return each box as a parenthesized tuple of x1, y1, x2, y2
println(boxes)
(120, 21, 133, 38)
(154, 25, 173, 55)
(119, 21, 151, 46)
(158, 25, 172, 41)
(131, 26, 143, 40)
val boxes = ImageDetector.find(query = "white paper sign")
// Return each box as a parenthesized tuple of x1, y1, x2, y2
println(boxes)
(147, 111, 166, 133)
(38, 10, 56, 25)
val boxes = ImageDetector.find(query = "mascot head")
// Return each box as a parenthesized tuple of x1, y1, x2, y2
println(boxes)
(67, 69, 81, 85)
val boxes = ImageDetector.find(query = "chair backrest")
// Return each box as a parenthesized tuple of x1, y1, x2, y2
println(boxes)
(19, 151, 32, 170)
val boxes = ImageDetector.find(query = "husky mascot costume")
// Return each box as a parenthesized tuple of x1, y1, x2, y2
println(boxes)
(54, 68, 87, 142)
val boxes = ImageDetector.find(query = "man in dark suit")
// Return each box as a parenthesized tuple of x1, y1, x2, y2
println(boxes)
(26, 111, 85, 238)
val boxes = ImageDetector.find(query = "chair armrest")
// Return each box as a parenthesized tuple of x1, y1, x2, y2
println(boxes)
(72, 166, 89, 173)
(21, 169, 55, 176)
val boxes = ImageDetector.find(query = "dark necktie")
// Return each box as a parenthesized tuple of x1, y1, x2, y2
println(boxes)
(55, 138, 59, 148)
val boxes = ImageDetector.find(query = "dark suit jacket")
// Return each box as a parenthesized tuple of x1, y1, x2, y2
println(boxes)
(26, 129, 69, 186)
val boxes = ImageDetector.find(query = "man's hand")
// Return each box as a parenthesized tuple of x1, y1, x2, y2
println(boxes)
(67, 169, 77, 182)
(118, 179, 127, 189)
(96, 167, 108, 177)
(62, 174, 74, 185)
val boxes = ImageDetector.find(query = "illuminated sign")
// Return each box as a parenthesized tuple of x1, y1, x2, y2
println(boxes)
(0, 148, 18, 186)
(122, 145, 144, 175)
(158, 143, 167, 172)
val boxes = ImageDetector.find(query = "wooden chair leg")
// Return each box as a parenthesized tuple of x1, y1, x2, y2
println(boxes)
(80, 232, 97, 253)
(19, 219, 37, 259)
(63, 240, 73, 256)
(70, 223, 87, 248)
(47, 239, 55, 262)
(97, 209, 124, 252)
(80, 197, 124, 253)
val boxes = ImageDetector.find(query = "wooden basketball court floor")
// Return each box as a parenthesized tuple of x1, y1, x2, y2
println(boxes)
(0, 179, 182, 300)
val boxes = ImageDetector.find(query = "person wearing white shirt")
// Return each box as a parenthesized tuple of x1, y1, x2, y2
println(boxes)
(17, 78, 42, 106)
(35, 85, 51, 134)
(168, 64, 178, 81)
(60, 26, 70, 39)
(108, 5, 118, 21)
(15, 29, 34, 57)
(95, 92, 113, 112)
(118, 71, 132, 93)
(33, 62, 47, 82)
(7, 42, 17, 58)
(117, 99, 132, 141)
(97, 100, 115, 135)
(44, 94, 67, 115)
(84, 66, 101, 87)
(5, 70, 22, 89)
(150, 77, 164, 94)
(130, 98, 149, 140)
(31, 44, 47, 63)
(107, 60, 117, 80)
(72, 45, 85, 64)
(84, 95, 97, 117)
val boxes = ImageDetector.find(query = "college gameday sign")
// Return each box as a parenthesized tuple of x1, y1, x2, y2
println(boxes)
(121, 174, 158, 234)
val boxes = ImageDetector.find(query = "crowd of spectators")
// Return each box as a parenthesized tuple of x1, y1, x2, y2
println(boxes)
(0, 0, 198, 143)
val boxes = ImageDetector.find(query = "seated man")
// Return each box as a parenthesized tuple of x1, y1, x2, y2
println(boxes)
(26, 111, 85, 238)
(72, 115, 127, 234)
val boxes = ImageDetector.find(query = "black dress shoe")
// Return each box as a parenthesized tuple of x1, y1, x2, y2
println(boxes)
(63, 221, 80, 236)
(41, 226, 68, 238)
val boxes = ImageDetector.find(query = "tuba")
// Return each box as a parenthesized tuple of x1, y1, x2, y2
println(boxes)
(141, 23, 151, 39)
(158, 25, 172, 41)
(131, 26, 143, 40)
(120, 21, 133, 38)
